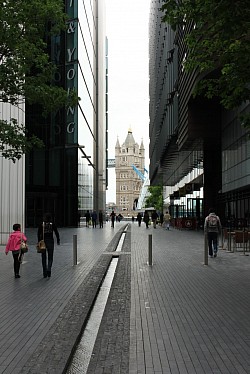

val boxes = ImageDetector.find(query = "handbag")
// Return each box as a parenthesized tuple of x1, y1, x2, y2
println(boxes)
(36, 240, 46, 253)
(20, 240, 28, 253)
(37, 222, 46, 253)
(20, 233, 28, 253)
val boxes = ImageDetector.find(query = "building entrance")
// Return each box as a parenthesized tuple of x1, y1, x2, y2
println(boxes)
(169, 198, 203, 230)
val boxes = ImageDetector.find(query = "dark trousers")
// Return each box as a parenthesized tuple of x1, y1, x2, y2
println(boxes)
(207, 232, 218, 256)
(42, 239, 54, 275)
(99, 220, 103, 228)
(12, 251, 21, 275)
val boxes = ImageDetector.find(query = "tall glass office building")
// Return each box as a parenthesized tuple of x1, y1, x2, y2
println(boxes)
(149, 1, 250, 227)
(25, 0, 107, 227)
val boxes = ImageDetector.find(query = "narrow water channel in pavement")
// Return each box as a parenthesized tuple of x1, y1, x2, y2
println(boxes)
(66, 257, 118, 374)
(116, 224, 128, 252)
(66, 227, 128, 373)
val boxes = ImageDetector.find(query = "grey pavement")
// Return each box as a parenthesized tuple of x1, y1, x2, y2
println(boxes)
(1, 222, 250, 373)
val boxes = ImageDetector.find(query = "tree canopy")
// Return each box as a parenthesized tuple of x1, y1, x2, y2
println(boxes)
(145, 185, 163, 212)
(161, 0, 250, 126)
(0, 0, 76, 161)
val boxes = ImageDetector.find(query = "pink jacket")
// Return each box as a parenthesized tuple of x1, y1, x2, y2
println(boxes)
(5, 231, 27, 254)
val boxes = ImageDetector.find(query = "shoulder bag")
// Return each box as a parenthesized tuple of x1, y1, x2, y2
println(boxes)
(36, 222, 46, 253)
(20, 233, 28, 253)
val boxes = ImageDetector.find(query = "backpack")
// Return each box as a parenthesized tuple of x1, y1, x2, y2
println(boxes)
(208, 215, 218, 228)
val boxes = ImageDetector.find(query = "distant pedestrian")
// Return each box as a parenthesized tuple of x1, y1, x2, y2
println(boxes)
(37, 213, 60, 278)
(160, 212, 164, 226)
(91, 211, 97, 228)
(132, 215, 135, 223)
(99, 210, 104, 228)
(163, 211, 171, 230)
(85, 210, 91, 227)
(5, 223, 28, 278)
(152, 210, 158, 229)
(204, 208, 222, 258)
(137, 212, 142, 227)
(143, 211, 150, 229)
(110, 210, 116, 228)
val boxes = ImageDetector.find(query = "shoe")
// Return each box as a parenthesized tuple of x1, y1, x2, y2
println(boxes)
(47, 271, 51, 278)
(15, 274, 21, 278)
(43, 273, 47, 278)
(209, 255, 213, 258)
(214, 253, 217, 258)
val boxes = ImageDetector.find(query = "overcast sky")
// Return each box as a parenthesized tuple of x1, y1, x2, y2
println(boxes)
(105, 0, 150, 203)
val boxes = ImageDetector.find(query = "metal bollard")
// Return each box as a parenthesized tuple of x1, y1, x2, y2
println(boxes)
(204, 232, 208, 265)
(73, 234, 77, 265)
(228, 230, 232, 252)
(148, 234, 153, 266)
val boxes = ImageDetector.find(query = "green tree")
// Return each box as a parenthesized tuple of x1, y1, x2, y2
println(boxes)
(0, 0, 77, 161)
(162, 0, 250, 127)
(145, 185, 163, 212)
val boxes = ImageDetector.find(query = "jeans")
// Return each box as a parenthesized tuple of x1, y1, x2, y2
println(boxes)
(42, 238, 54, 275)
(207, 232, 218, 256)
(12, 251, 21, 275)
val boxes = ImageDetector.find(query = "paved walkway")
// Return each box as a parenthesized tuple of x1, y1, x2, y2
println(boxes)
(0, 222, 250, 373)
(0, 223, 124, 374)
(129, 224, 250, 374)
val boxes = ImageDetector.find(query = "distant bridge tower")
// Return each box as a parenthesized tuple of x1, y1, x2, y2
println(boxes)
(115, 129, 145, 215)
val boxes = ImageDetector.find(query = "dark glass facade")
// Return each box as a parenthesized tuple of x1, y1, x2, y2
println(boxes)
(25, 0, 107, 227)
(149, 1, 250, 227)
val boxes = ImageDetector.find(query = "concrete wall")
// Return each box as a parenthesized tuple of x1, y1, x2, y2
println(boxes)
(0, 102, 25, 245)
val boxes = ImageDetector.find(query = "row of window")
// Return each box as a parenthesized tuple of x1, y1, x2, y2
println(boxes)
(119, 185, 140, 191)
(121, 148, 142, 154)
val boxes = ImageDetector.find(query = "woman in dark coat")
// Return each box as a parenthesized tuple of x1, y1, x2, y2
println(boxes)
(137, 212, 142, 227)
(37, 213, 60, 278)
(143, 211, 150, 229)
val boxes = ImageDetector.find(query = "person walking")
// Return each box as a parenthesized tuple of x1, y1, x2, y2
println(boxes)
(5, 223, 28, 278)
(99, 210, 104, 228)
(37, 213, 60, 278)
(163, 211, 171, 230)
(160, 212, 164, 226)
(110, 210, 116, 228)
(137, 212, 142, 227)
(91, 211, 97, 228)
(143, 211, 150, 229)
(85, 210, 91, 227)
(204, 208, 222, 258)
(151, 210, 158, 229)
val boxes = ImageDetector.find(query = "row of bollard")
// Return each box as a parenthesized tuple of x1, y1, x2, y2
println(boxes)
(73, 233, 224, 267)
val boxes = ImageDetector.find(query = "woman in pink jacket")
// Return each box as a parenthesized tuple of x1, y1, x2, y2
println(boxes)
(5, 223, 27, 278)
